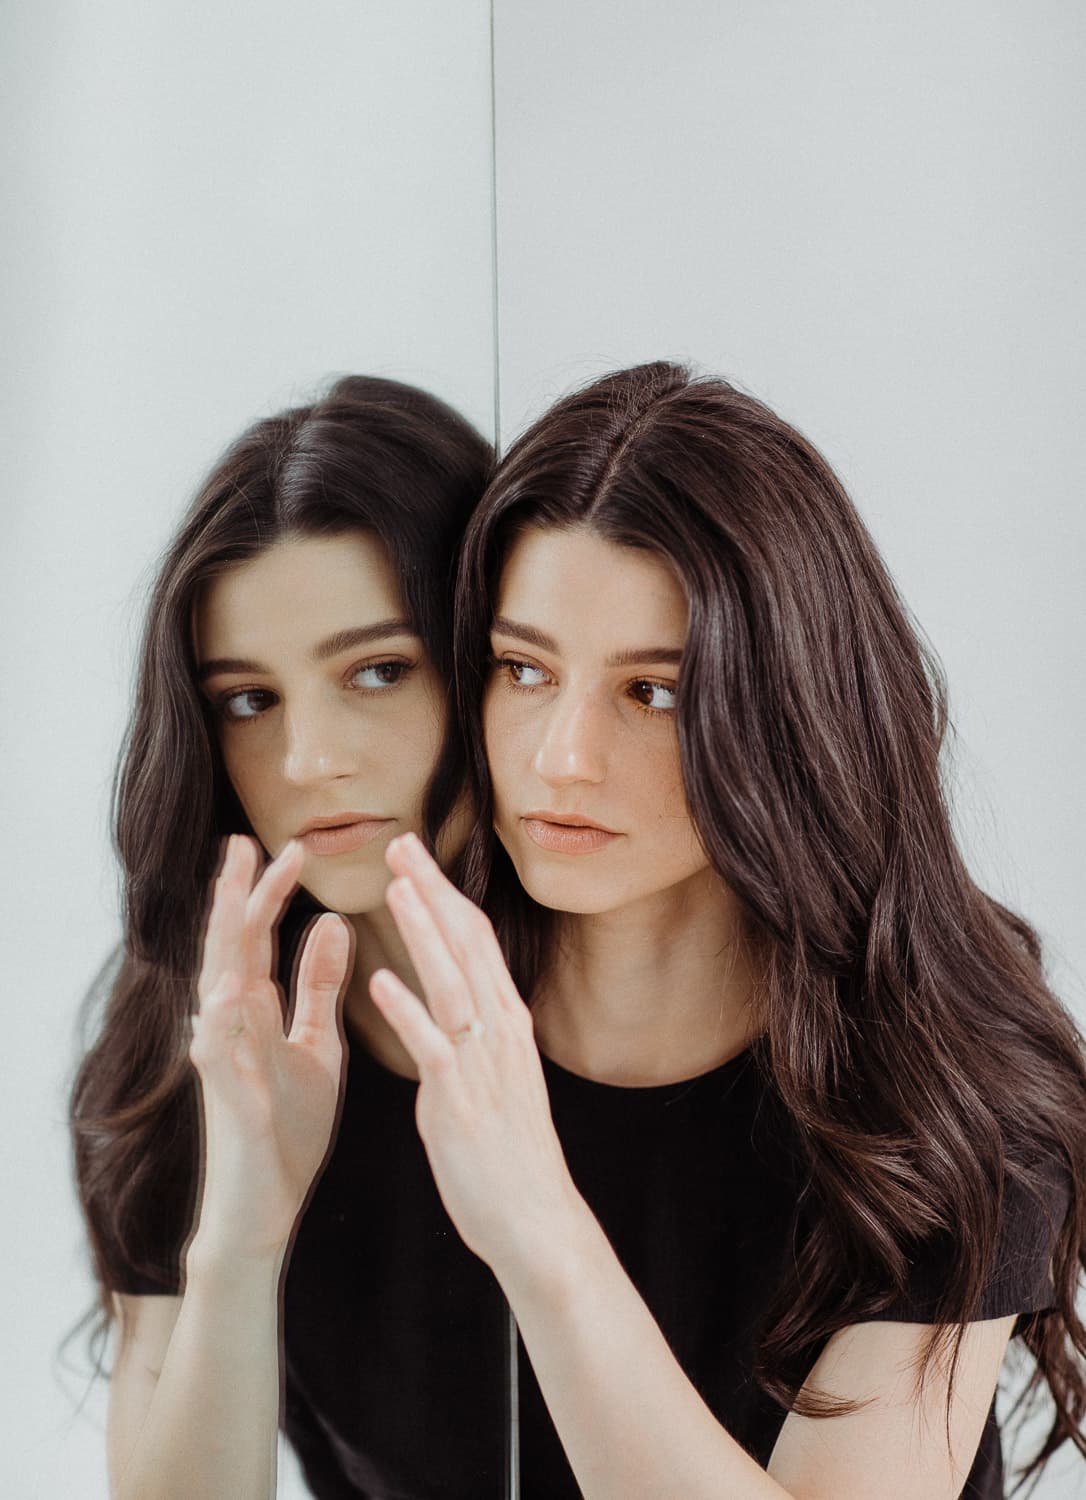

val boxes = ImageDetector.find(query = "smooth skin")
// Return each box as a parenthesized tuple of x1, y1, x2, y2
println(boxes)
(369, 525, 1018, 1500)
(108, 533, 461, 1499)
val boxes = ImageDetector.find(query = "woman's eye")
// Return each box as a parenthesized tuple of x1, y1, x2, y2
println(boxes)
(220, 689, 275, 722)
(631, 680, 677, 712)
(351, 659, 412, 690)
(499, 658, 549, 688)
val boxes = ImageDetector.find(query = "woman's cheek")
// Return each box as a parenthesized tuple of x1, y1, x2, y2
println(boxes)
(481, 699, 515, 790)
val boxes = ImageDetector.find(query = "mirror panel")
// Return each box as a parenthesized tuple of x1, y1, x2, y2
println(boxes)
(3, 4, 495, 1495)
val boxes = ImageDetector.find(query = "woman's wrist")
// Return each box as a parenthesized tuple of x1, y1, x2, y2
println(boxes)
(184, 1226, 290, 1288)
(490, 1185, 602, 1312)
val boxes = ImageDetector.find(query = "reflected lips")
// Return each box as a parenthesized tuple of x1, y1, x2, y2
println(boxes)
(522, 815, 620, 855)
(298, 816, 393, 856)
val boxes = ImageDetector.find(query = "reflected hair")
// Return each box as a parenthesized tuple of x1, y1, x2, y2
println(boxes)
(454, 361, 1085, 1489)
(71, 375, 491, 1313)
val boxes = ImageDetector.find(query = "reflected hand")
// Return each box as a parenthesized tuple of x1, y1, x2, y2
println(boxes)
(189, 834, 350, 1262)
(370, 833, 580, 1279)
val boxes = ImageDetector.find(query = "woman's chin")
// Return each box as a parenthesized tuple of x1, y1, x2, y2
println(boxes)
(298, 868, 389, 919)
(507, 855, 625, 917)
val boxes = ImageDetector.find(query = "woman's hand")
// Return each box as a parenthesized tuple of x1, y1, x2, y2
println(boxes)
(188, 834, 350, 1265)
(369, 832, 582, 1281)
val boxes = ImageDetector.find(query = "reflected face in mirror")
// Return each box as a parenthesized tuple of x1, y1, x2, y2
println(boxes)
(484, 524, 710, 916)
(195, 531, 449, 916)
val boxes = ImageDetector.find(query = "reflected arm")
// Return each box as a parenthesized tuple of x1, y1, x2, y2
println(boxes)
(108, 1245, 285, 1500)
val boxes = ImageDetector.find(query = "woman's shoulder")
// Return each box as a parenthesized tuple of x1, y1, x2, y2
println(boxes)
(860, 1148, 1073, 1328)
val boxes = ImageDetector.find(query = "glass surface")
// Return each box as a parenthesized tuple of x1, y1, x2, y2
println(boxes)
(1, 4, 497, 1495)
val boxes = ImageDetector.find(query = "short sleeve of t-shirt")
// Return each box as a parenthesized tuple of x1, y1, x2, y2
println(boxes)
(864, 1156, 1070, 1330)
(111, 1262, 182, 1297)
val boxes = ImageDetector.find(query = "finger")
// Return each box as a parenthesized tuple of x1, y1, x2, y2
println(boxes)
(370, 967, 457, 1075)
(243, 838, 305, 978)
(199, 836, 259, 1001)
(189, 970, 253, 1078)
(384, 876, 476, 1035)
(289, 913, 351, 1052)
(385, 834, 516, 1017)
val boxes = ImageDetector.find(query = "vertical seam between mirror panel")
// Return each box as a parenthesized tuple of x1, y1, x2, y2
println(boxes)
(504, 1298, 521, 1499)
(489, 0, 503, 457)
(492, 9, 516, 1494)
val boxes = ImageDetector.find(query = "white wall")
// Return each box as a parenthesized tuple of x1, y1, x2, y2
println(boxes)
(494, 4, 1085, 1495)
(0, 3, 494, 1495)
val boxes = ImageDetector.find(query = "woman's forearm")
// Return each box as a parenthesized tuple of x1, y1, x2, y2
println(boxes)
(112, 1239, 286, 1500)
(498, 1198, 791, 1500)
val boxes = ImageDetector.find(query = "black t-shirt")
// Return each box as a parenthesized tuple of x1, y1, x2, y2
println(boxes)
(117, 1022, 1067, 1498)
(278, 1027, 1065, 1499)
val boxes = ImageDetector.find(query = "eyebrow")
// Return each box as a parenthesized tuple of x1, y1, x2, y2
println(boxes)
(197, 619, 417, 680)
(491, 615, 684, 668)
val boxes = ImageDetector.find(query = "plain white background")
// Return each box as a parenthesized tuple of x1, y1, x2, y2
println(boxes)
(4, 2, 1085, 1496)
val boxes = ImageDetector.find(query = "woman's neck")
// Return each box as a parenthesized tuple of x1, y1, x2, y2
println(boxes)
(336, 870, 761, 1088)
(341, 905, 421, 1079)
(531, 867, 761, 1087)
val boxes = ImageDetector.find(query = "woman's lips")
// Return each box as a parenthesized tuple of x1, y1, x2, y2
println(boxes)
(300, 819, 394, 856)
(522, 818, 621, 855)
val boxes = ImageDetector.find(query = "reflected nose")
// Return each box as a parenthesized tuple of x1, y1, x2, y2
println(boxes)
(281, 703, 356, 787)
(532, 688, 608, 787)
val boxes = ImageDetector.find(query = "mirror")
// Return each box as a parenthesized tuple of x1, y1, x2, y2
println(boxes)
(11, 2, 1081, 1495)
(5, 4, 496, 1496)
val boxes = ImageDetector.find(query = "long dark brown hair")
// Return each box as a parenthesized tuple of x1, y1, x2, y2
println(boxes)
(71, 375, 491, 1311)
(454, 361, 1085, 1489)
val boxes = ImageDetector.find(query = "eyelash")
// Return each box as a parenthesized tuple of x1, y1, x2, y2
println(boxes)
(213, 658, 417, 724)
(489, 655, 677, 717)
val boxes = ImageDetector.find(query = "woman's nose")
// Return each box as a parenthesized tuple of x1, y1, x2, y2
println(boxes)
(281, 703, 355, 786)
(531, 689, 608, 787)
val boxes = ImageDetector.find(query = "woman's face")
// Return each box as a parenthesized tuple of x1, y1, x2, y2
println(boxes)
(483, 524, 711, 916)
(195, 531, 450, 915)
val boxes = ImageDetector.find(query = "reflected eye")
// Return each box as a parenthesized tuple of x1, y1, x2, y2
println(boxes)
(219, 689, 276, 722)
(351, 659, 413, 690)
(630, 680, 677, 713)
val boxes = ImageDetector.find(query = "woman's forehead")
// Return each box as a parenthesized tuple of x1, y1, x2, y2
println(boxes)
(196, 533, 405, 660)
(495, 526, 687, 657)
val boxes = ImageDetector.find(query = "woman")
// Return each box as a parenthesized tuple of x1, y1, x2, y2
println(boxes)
(368, 362, 1086, 1498)
(70, 374, 504, 1498)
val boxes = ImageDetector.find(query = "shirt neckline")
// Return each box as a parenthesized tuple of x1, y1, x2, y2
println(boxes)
(346, 1015, 757, 1096)
(538, 1041, 756, 1095)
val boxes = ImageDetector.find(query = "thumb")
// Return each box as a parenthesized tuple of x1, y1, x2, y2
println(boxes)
(288, 913, 351, 1047)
